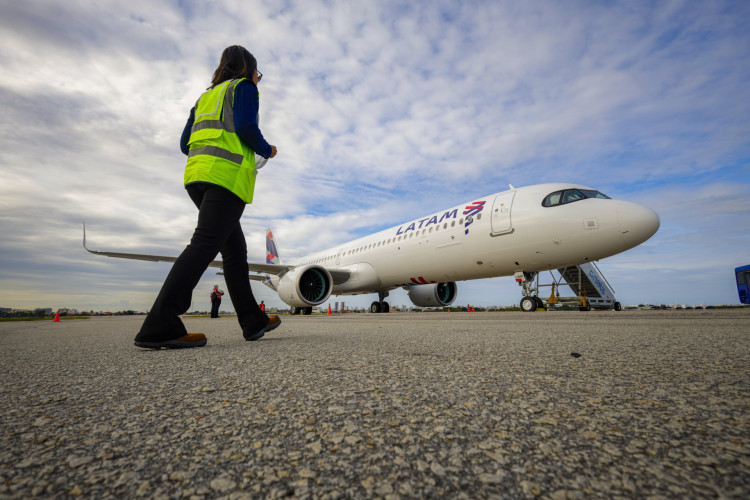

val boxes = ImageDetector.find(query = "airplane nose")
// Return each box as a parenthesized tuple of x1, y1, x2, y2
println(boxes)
(617, 202, 660, 246)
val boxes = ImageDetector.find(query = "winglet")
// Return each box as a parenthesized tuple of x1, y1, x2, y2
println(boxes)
(82, 222, 91, 253)
(82, 222, 106, 256)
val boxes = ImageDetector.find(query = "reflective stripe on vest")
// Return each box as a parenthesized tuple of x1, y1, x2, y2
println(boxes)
(191, 120, 230, 133)
(188, 145, 243, 165)
(184, 78, 257, 203)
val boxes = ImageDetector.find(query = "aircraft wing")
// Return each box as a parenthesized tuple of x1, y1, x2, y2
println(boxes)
(82, 224, 349, 281)
(84, 246, 214, 266)
(84, 241, 290, 274)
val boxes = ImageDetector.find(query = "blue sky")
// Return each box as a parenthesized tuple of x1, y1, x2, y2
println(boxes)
(0, 0, 748, 312)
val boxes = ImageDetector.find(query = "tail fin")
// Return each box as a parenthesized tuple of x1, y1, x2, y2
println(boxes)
(266, 228, 281, 264)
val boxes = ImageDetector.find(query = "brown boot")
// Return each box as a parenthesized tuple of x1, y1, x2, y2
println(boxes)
(134, 333, 207, 349)
(244, 315, 281, 341)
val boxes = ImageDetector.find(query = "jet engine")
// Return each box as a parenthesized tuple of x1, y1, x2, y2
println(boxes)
(407, 282, 457, 307)
(276, 265, 333, 307)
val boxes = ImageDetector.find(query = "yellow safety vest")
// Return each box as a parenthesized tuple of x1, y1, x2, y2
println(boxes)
(184, 78, 257, 203)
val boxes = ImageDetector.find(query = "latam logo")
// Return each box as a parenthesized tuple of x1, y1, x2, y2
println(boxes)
(463, 201, 486, 235)
(395, 200, 486, 236)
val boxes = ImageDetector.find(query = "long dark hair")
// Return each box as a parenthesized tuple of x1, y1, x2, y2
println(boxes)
(210, 45, 257, 88)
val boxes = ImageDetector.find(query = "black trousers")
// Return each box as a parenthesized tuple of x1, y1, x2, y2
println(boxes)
(135, 183, 267, 341)
(210, 300, 220, 318)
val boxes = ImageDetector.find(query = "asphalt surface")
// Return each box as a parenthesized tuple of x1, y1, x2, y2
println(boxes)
(1, 309, 748, 499)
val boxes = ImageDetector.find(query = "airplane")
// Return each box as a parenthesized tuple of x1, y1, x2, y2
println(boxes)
(83, 183, 660, 313)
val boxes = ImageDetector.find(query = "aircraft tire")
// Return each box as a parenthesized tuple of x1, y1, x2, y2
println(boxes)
(614, 301, 622, 311)
(381, 302, 390, 313)
(520, 296, 537, 312)
(370, 301, 382, 313)
(303, 307, 313, 315)
(534, 297, 546, 310)
(293, 307, 302, 315)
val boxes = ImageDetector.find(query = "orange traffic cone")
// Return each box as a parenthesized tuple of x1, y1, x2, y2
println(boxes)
(327, 304, 332, 315)
(53, 311, 60, 322)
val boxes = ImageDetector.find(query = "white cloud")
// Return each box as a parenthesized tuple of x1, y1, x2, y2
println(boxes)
(1, 0, 749, 311)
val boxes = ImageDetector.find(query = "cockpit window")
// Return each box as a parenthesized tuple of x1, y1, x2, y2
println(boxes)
(545, 192, 562, 206)
(562, 190, 585, 204)
(579, 189, 610, 200)
(543, 189, 610, 207)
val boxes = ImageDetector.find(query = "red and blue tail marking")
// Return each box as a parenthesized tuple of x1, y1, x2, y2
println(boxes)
(266, 228, 280, 264)
(263, 228, 281, 289)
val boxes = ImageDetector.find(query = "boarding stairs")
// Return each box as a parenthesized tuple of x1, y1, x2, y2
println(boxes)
(554, 262, 619, 310)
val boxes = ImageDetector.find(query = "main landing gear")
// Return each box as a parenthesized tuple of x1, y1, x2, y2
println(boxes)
(293, 307, 313, 315)
(370, 291, 390, 313)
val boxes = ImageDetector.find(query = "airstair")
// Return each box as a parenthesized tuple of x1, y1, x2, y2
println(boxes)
(516, 262, 621, 311)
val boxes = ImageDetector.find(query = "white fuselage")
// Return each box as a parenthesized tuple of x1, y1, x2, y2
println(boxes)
(276, 183, 660, 296)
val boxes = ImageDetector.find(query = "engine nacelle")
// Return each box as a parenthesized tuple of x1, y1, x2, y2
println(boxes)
(276, 265, 333, 307)
(407, 282, 458, 307)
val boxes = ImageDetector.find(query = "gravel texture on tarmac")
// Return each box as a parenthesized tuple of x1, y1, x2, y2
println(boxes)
(1, 309, 748, 499)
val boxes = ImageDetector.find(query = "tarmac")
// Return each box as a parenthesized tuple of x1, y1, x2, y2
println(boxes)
(1, 309, 748, 499)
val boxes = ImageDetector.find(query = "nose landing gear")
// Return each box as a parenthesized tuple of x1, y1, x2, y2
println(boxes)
(520, 295, 545, 312)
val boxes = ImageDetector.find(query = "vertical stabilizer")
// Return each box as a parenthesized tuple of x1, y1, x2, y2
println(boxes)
(266, 228, 281, 264)
(263, 228, 281, 291)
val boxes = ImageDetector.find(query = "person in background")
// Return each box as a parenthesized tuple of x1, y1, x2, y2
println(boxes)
(210, 284, 224, 318)
(260, 300, 265, 312)
(133, 45, 281, 349)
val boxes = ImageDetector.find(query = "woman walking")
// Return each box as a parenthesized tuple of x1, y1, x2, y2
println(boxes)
(134, 45, 281, 349)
